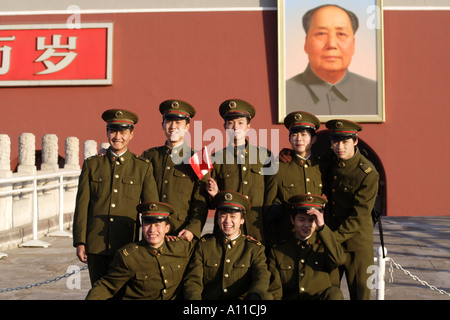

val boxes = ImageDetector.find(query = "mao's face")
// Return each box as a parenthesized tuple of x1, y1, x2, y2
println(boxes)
(304, 6, 355, 83)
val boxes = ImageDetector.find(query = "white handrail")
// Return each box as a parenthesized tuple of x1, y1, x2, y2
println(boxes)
(0, 169, 81, 246)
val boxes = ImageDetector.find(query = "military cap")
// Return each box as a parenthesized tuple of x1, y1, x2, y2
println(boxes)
(159, 99, 196, 121)
(137, 201, 174, 223)
(288, 194, 327, 214)
(213, 191, 251, 215)
(102, 109, 139, 130)
(219, 99, 256, 120)
(284, 111, 320, 133)
(326, 119, 362, 140)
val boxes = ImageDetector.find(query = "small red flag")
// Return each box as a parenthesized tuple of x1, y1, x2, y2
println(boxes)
(189, 146, 213, 180)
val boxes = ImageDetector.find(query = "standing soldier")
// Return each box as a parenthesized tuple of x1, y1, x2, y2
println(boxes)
(73, 109, 159, 286)
(267, 111, 325, 245)
(267, 194, 345, 300)
(86, 202, 195, 300)
(141, 100, 208, 241)
(183, 191, 271, 300)
(325, 119, 379, 300)
(206, 99, 277, 243)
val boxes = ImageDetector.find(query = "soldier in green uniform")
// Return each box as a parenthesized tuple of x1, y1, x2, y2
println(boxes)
(86, 202, 195, 300)
(267, 111, 326, 245)
(183, 191, 271, 300)
(73, 109, 159, 285)
(267, 194, 345, 300)
(141, 100, 208, 241)
(206, 99, 277, 243)
(325, 119, 379, 300)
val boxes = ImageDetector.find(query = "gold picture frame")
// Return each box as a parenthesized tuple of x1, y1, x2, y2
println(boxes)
(278, 0, 384, 123)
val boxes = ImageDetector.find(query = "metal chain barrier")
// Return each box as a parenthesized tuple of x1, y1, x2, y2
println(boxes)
(389, 257, 450, 297)
(0, 264, 88, 293)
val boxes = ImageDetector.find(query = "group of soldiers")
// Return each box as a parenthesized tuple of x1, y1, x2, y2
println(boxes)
(72, 98, 379, 300)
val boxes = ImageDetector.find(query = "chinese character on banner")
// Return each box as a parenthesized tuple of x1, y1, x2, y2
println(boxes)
(189, 146, 213, 180)
(34, 34, 78, 75)
(0, 36, 15, 75)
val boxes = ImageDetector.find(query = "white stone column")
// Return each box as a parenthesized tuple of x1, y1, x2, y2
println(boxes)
(83, 140, 97, 159)
(17, 133, 36, 174)
(64, 136, 80, 170)
(41, 134, 59, 172)
(0, 134, 12, 233)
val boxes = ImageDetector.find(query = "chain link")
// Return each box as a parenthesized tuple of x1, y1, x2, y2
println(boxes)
(389, 257, 450, 297)
(0, 264, 88, 293)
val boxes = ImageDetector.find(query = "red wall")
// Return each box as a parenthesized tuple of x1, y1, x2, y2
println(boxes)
(1, 10, 449, 216)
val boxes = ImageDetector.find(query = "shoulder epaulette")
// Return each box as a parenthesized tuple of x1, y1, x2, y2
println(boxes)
(122, 243, 139, 257)
(134, 154, 150, 163)
(85, 154, 103, 161)
(243, 235, 263, 246)
(358, 162, 373, 174)
(200, 233, 214, 242)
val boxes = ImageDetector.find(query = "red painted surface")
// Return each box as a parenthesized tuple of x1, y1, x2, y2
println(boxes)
(0, 10, 449, 216)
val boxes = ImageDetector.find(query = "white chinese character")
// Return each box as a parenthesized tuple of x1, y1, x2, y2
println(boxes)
(35, 34, 78, 75)
(0, 36, 15, 75)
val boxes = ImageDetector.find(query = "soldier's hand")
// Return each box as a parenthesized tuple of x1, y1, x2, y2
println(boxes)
(178, 229, 194, 242)
(306, 208, 325, 228)
(98, 147, 108, 156)
(76, 244, 88, 263)
(278, 148, 293, 163)
(165, 235, 178, 242)
(206, 178, 219, 198)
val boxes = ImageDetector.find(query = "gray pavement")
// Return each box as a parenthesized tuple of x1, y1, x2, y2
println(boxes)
(0, 216, 449, 300)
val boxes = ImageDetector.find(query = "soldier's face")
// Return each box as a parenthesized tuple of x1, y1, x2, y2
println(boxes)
(331, 137, 357, 160)
(224, 117, 250, 144)
(291, 213, 316, 239)
(142, 221, 171, 247)
(107, 129, 134, 154)
(304, 6, 355, 83)
(289, 130, 317, 158)
(217, 211, 245, 239)
(162, 119, 189, 144)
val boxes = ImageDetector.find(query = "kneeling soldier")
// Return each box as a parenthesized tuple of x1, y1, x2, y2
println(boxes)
(86, 202, 194, 300)
(267, 194, 346, 300)
(183, 191, 271, 300)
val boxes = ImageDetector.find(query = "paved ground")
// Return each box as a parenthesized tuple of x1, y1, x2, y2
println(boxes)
(0, 216, 449, 301)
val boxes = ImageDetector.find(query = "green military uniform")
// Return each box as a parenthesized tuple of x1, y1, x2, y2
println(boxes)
(269, 111, 325, 244)
(183, 191, 271, 300)
(267, 194, 345, 300)
(141, 100, 208, 238)
(210, 99, 278, 243)
(86, 202, 194, 300)
(73, 109, 159, 285)
(325, 119, 379, 300)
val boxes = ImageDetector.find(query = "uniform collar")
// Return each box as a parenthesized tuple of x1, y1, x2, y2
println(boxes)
(292, 231, 317, 247)
(220, 232, 244, 248)
(293, 152, 312, 166)
(146, 242, 167, 256)
(164, 141, 190, 158)
(107, 148, 131, 164)
(336, 147, 361, 168)
(303, 64, 352, 103)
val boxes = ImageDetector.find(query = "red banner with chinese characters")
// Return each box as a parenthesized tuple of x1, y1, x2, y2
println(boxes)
(0, 23, 112, 86)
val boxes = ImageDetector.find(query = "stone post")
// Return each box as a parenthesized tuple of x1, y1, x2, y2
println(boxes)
(83, 140, 97, 159)
(41, 134, 59, 171)
(0, 134, 12, 232)
(64, 136, 80, 170)
(17, 133, 36, 174)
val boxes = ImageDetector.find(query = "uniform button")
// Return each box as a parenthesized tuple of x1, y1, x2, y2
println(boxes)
(120, 157, 124, 162)
(223, 289, 228, 293)
(319, 183, 322, 187)
(116, 161, 120, 165)
(113, 189, 118, 193)
(315, 261, 318, 265)
(242, 166, 247, 171)
(300, 287, 305, 292)
(226, 259, 231, 263)
(111, 204, 116, 208)
(300, 273, 304, 277)
(161, 266, 165, 270)
(162, 289, 167, 294)
(300, 259, 305, 263)
(304, 164, 308, 168)
(164, 180, 168, 184)
(166, 166, 171, 170)
(244, 195, 249, 199)
(164, 279, 168, 283)
(130, 181, 133, 184)
(306, 178, 310, 182)
(224, 274, 229, 277)
(288, 266, 292, 269)
(110, 218, 114, 222)
(162, 195, 167, 199)
(115, 174, 119, 178)
(243, 181, 248, 184)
